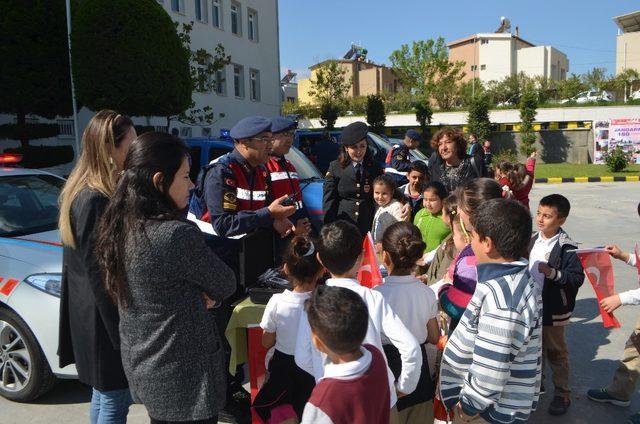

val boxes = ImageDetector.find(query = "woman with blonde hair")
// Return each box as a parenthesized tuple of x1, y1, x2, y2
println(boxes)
(58, 110, 136, 424)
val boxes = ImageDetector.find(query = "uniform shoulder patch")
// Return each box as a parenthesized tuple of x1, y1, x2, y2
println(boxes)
(223, 192, 237, 203)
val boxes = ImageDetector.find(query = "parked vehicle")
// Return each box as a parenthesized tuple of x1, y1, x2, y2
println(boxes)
(184, 137, 325, 230)
(561, 91, 613, 104)
(0, 156, 76, 402)
(630, 89, 640, 101)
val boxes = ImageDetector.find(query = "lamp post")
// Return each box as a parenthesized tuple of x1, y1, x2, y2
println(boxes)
(65, 0, 81, 157)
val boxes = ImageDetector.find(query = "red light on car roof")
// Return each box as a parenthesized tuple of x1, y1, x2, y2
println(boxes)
(0, 154, 23, 164)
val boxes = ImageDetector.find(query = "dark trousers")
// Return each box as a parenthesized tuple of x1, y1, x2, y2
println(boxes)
(150, 417, 217, 424)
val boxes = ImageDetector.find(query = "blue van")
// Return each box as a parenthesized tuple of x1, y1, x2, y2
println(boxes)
(184, 137, 325, 231)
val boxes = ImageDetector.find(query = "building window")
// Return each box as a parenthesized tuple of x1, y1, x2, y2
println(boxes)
(287, 97, 296, 103)
(212, 0, 222, 28)
(247, 8, 258, 42)
(195, 0, 208, 23)
(471, 65, 478, 71)
(180, 127, 192, 137)
(480, 39, 489, 45)
(215, 69, 226, 95)
(250, 68, 260, 101)
(231, 2, 242, 36)
(480, 64, 486, 70)
(233, 64, 245, 98)
(171, 0, 185, 14)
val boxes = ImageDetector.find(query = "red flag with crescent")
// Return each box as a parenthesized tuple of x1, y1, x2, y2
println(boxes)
(357, 232, 383, 289)
(576, 248, 620, 328)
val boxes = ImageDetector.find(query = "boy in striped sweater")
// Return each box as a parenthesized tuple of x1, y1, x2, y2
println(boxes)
(440, 199, 542, 424)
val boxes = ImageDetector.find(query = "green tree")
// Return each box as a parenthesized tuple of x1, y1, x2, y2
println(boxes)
(615, 68, 640, 101)
(582, 67, 608, 91)
(0, 0, 72, 148)
(457, 78, 484, 107)
(308, 61, 351, 130)
(366, 95, 386, 135)
(532, 76, 557, 104)
(389, 38, 466, 109)
(414, 97, 433, 138)
(486, 73, 531, 106)
(519, 88, 538, 156)
(557, 74, 587, 100)
(73, 0, 191, 124)
(466, 95, 492, 141)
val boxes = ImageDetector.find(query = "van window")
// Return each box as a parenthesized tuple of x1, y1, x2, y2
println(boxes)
(208, 147, 229, 163)
(189, 146, 202, 182)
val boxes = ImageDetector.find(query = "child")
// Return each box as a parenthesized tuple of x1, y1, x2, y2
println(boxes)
(375, 222, 439, 424)
(456, 178, 503, 233)
(294, 220, 422, 416)
(437, 214, 477, 333)
(399, 161, 429, 219)
(372, 175, 406, 244)
(253, 236, 324, 422)
(301, 286, 391, 424)
(414, 182, 451, 253)
(587, 204, 640, 424)
(495, 161, 521, 198)
(440, 199, 542, 424)
(421, 193, 458, 286)
(512, 151, 537, 209)
(528, 194, 584, 416)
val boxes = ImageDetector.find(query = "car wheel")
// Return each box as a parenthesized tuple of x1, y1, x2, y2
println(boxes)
(0, 308, 57, 402)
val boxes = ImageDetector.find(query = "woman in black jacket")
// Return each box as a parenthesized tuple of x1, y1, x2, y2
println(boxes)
(58, 110, 136, 423)
(427, 127, 484, 193)
(322, 122, 383, 236)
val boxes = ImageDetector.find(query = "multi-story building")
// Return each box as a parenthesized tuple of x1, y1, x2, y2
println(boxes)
(297, 58, 400, 105)
(448, 29, 569, 84)
(614, 10, 640, 75)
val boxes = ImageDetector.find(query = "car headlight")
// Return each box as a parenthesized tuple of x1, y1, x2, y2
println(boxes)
(24, 273, 62, 298)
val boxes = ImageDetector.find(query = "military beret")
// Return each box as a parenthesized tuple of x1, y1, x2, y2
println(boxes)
(341, 121, 368, 146)
(405, 129, 421, 141)
(270, 117, 297, 134)
(230, 116, 271, 140)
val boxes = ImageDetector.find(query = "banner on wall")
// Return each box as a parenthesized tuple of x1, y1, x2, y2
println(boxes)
(593, 119, 640, 165)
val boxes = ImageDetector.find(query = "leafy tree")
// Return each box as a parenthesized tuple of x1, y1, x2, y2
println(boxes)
(582, 67, 608, 91)
(467, 95, 492, 141)
(457, 78, 484, 107)
(366, 95, 386, 135)
(414, 97, 433, 138)
(532, 76, 557, 104)
(0, 0, 72, 148)
(518, 88, 538, 156)
(486, 73, 531, 106)
(557, 74, 588, 100)
(73, 0, 192, 124)
(615, 68, 640, 101)
(308, 61, 351, 130)
(389, 38, 466, 109)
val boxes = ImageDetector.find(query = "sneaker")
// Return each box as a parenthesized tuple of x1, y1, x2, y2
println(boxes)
(218, 392, 252, 424)
(548, 395, 571, 416)
(587, 388, 631, 407)
(627, 412, 640, 424)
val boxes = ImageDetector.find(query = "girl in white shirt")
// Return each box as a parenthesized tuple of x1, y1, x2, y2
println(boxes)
(253, 236, 324, 423)
(375, 221, 440, 424)
(372, 175, 407, 244)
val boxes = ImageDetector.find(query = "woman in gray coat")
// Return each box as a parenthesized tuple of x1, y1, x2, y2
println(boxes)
(96, 132, 235, 423)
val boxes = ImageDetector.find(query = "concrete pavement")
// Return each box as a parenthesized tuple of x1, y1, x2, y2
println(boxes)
(1, 182, 639, 423)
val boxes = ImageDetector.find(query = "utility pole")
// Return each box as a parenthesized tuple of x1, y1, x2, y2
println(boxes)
(65, 0, 81, 157)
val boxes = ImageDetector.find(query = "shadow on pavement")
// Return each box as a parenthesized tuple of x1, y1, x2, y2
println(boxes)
(33, 379, 91, 405)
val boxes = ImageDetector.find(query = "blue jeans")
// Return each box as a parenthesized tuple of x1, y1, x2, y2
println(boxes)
(90, 388, 132, 424)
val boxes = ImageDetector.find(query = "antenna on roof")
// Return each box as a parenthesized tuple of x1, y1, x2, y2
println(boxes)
(495, 16, 511, 34)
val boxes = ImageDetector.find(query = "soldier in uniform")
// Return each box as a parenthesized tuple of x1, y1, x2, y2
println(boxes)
(323, 121, 383, 236)
(384, 129, 422, 185)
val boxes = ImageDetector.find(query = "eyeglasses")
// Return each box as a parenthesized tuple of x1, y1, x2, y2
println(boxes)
(249, 136, 272, 143)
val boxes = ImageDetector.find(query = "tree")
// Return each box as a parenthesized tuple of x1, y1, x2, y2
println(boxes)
(486, 73, 531, 106)
(389, 38, 466, 109)
(366, 95, 386, 135)
(414, 97, 433, 139)
(582, 67, 608, 91)
(0, 0, 72, 148)
(73, 0, 191, 122)
(532, 76, 557, 104)
(519, 88, 538, 156)
(467, 95, 492, 141)
(457, 78, 484, 107)
(557, 74, 587, 100)
(615, 68, 640, 101)
(308, 61, 351, 130)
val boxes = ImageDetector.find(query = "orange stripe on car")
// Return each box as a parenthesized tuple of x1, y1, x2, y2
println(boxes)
(0, 278, 20, 296)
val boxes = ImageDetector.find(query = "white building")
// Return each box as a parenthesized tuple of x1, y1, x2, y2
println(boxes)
(448, 32, 569, 84)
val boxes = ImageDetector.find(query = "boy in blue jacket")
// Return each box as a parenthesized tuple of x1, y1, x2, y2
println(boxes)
(528, 194, 585, 416)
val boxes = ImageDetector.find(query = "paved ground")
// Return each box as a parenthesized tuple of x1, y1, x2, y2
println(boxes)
(1, 182, 639, 423)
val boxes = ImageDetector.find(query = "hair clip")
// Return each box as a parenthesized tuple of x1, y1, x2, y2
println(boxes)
(450, 209, 457, 216)
(303, 241, 315, 257)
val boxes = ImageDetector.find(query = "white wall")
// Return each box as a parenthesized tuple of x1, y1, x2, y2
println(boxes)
(517, 46, 547, 78)
(477, 34, 514, 83)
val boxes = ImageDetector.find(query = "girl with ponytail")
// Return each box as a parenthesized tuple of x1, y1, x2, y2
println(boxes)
(374, 222, 439, 423)
(253, 236, 323, 422)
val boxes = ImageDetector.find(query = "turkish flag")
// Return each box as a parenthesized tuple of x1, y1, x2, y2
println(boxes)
(635, 244, 640, 282)
(576, 249, 621, 328)
(357, 232, 383, 288)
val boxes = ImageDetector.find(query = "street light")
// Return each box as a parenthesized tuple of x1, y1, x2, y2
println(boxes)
(65, 0, 80, 158)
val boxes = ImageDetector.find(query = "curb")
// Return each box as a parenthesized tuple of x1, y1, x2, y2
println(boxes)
(534, 176, 640, 184)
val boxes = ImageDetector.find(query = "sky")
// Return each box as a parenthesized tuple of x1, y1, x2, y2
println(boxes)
(278, 0, 639, 80)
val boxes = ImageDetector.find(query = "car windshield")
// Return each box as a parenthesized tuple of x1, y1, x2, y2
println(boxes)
(285, 147, 322, 180)
(0, 174, 64, 237)
(388, 137, 429, 160)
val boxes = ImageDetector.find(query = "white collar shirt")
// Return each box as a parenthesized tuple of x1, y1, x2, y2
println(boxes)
(320, 346, 372, 381)
(529, 232, 560, 293)
(259, 289, 311, 355)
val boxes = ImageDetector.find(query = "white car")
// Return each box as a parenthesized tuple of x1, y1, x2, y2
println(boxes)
(631, 89, 640, 101)
(0, 157, 76, 402)
(561, 91, 613, 104)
